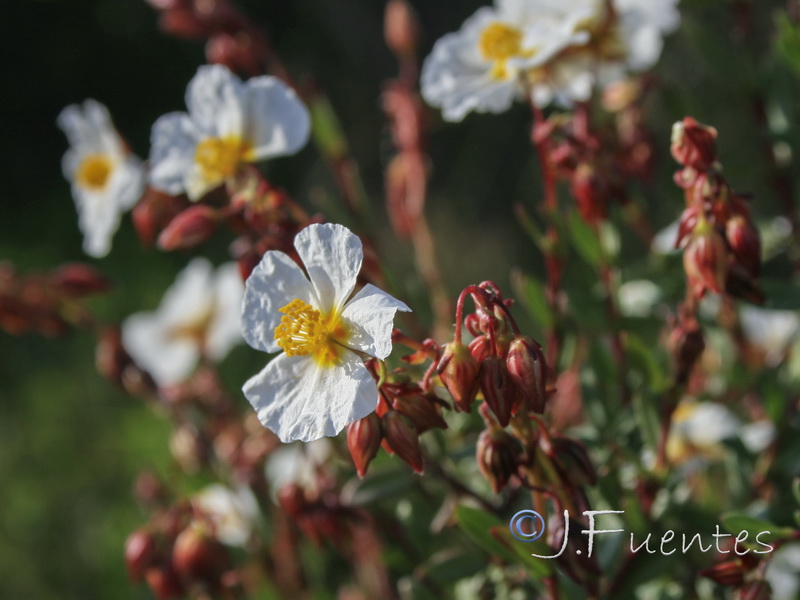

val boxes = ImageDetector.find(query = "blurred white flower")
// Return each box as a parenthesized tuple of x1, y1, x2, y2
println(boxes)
(618, 279, 662, 317)
(422, 0, 680, 119)
(265, 438, 332, 493)
(739, 306, 800, 366)
(241, 223, 411, 443)
(58, 100, 144, 257)
(122, 259, 243, 386)
(767, 544, 800, 600)
(193, 484, 258, 547)
(651, 219, 680, 255)
(421, 0, 590, 121)
(149, 64, 310, 201)
(667, 400, 739, 464)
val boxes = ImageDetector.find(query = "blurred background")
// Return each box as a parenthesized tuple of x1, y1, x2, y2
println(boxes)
(0, 0, 797, 597)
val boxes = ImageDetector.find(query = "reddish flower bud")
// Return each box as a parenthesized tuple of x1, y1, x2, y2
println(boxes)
(278, 483, 307, 518)
(669, 317, 705, 386)
(469, 335, 491, 363)
(382, 410, 423, 473)
(51, 263, 110, 297)
(506, 336, 548, 414)
(476, 428, 521, 493)
(347, 412, 383, 478)
(144, 562, 185, 600)
(726, 215, 761, 278)
(479, 356, 515, 427)
(158, 205, 219, 251)
(700, 559, 747, 587)
(391, 391, 447, 433)
(96, 327, 132, 385)
(683, 224, 727, 298)
(206, 32, 263, 77)
(725, 262, 765, 305)
(671, 117, 718, 171)
(436, 341, 480, 412)
(384, 0, 419, 57)
(571, 163, 610, 225)
(132, 188, 186, 246)
(552, 437, 597, 487)
(124, 529, 160, 581)
(159, 7, 209, 39)
(172, 524, 227, 587)
(675, 205, 700, 249)
(736, 580, 772, 600)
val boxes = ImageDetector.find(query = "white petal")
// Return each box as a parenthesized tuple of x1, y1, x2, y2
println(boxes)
(241, 250, 316, 354)
(206, 263, 244, 361)
(122, 311, 199, 386)
(186, 65, 245, 138)
(83, 99, 125, 156)
(183, 160, 222, 202)
(73, 187, 120, 258)
(244, 76, 311, 160)
(243, 352, 378, 443)
(194, 484, 258, 547)
(149, 112, 198, 195)
(159, 258, 216, 325)
(293, 223, 363, 312)
(341, 284, 410, 359)
(108, 155, 146, 211)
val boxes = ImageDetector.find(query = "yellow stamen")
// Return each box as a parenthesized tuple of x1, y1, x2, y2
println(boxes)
(194, 136, 252, 183)
(274, 299, 350, 367)
(76, 154, 113, 190)
(478, 22, 536, 81)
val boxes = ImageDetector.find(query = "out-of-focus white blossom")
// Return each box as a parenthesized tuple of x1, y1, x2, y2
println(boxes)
(122, 259, 243, 386)
(740, 305, 799, 366)
(58, 100, 144, 257)
(193, 484, 259, 547)
(149, 65, 310, 201)
(618, 279, 662, 317)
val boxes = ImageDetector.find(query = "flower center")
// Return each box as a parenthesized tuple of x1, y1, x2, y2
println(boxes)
(274, 299, 349, 367)
(194, 136, 252, 183)
(478, 22, 535, 80)
(166, 300, 215, 344)
(76, 153, 113, 190)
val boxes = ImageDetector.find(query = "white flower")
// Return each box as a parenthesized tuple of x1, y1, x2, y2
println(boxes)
(651, 219, 680, 255)
(421, 0, 680, 119)
(241, 223, 411, 443)
(149, 65, 310, 201)
(739, 306, 800, 366)
(265, 439, 332, 494)
(618, 279, 662, 317)
(193, 484, 259, 547)
(421, 0, 590, 121)
(122, 259, 244, 386)
(57, 100, 145, 257)
(767, 544, 800, 600)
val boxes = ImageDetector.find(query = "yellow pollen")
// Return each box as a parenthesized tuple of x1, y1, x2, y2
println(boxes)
(194, 136, 252, 183)
(76, 154, 113, 190)
(274, 299, 349, 366)
(478, 22, 536, 81)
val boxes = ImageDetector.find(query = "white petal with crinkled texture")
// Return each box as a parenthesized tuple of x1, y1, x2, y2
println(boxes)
(186, 65, 245, 138)
(293, 224, 362, 313)
(207, 263, 244, 360)
(149, 112, 198, 195)
(241, 250, 315, 354)
(243, 352, 378, 443)
(341, 284, 411, 360)
(244, 77, 311, 160)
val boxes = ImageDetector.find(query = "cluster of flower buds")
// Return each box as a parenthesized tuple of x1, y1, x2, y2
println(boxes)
(347, 376, 448, 476)
(701, 555, 773, 599)
(0, 262, 108, 337)
(437, 282, 549, 425)
(671, 117, 763, 303)
(665, 307, 706, 387)
(125, 501, 231, 599)
(278, 482, 354, 547)
(145, 0, 268, 76)
(601, 78, 657, 183)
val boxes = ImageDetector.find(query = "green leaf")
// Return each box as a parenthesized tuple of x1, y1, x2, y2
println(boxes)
(511, 269, 555, 330)
(721, 512, 794, 543)
(567, 211, 603, 266)
(775, 13, 800, 76)
(346, 468, 415, 506)
(454, 505, 553, 578)
(309, 96, 347, 159)
(626, 334, 669, 394)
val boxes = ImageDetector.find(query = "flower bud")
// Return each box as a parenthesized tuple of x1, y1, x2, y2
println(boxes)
(391, 391, 447, 433)
(675, 205, 700, 249)
(571, 163, 610, 225)
(384, 0, 419, 57)
(669, 317, 705, 386)
(206, 32, 263, 77)
(436, 341, 480, 412)
(51, 263, 110, 297)
(700, 559, 747, 587)
(671, 117, 718, 171)
(172, 524, 228, 587)
(476, 428, 521, 493)
(506, 336, 548, 414)
(144, 562, 185, 600)
(382, 410, 423, 473)
(124, 529, 160, 581)
(132, 188, 186, 247)
(96, 327, 132, 386)
(278, 483, 307, 518)
(158, 205, 219, 251)
(683, 224, 727, 298)
(479, 356, 515, 427)
(347, 412, 383, 478)
(469, 335, 491, 363)
(726, 215, 761, 278)
(736, 580, 772, 600)
(552, 437, 597, 487)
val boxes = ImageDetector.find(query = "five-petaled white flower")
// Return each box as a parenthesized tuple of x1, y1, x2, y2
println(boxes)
(122, 258, 244, 387)
(148, 64, 311, 201)
(58, 100, 145, 257)
(241, 223, 411, 443)
(422, 0, 680, 120)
